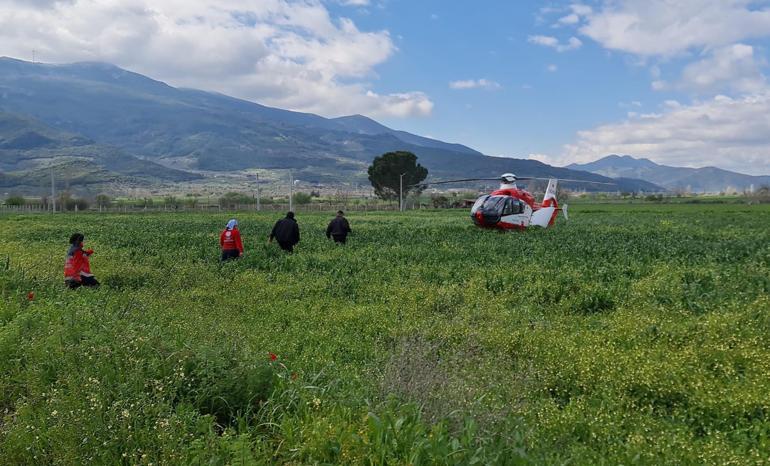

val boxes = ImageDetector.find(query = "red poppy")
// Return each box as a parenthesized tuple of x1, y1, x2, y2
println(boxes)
(27, 291, 34, 301)
(268, 352, 277, 361)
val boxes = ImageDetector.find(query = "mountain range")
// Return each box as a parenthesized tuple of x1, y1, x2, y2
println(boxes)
(0, 57, 657, 195)
(568, 155, 770, 193)
(0, 111, 199, 191)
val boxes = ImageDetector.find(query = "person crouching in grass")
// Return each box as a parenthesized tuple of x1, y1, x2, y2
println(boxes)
(64, 233, 100, 289)
(220, 219, 244, 261)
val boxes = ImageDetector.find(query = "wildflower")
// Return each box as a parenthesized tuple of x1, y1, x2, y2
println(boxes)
(291, 372, 298, 381)
(27, 291, 34, 301)
(269, 352, 277, 361)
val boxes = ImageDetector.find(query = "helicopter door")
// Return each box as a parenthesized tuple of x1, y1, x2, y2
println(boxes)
(500, 198, 529, 227)
(502, 198, 525, 216)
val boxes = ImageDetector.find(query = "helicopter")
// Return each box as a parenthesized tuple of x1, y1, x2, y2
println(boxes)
(419, 173, 614, 230)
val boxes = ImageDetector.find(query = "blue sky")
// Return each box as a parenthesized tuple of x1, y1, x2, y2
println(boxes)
(329, 0, 770, 173)
(1, 0, 770, 173)
(347, 1, 654, 157)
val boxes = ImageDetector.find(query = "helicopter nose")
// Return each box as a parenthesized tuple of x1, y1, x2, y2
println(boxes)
(473, 211, 485, 226)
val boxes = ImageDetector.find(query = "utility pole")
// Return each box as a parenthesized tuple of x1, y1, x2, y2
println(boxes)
(288, 170, 294, 212)
(256, 173, 261, 211)
(50, 167, 56, 213)
(399, 173, 405, 212)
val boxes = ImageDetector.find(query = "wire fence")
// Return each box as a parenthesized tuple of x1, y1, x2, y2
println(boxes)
(0, 201, 421, 214)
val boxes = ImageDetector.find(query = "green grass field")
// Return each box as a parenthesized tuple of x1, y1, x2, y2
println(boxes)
(1, 205, 770, 465)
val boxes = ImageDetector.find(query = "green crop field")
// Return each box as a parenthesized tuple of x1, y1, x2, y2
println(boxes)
(1, 204, 769, 465)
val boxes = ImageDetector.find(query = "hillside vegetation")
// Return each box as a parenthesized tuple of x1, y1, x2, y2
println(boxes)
(0, 58, 656, 191)
(1, 205, 769, 464)
(0, 112, 200, 191)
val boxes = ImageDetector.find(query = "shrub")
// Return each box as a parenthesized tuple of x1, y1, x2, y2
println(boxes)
(292, 192, 312, 205)
(3, 195, 25, 206)
(430, 195, 450, 209)
(220, 192, 254, 208)
(63, 196, 89, 211)
(176, 353, 274, 427)
(95, 194, 112, 208)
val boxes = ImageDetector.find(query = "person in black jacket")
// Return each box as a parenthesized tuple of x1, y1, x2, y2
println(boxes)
(326, 210, 352, 245)
(269, 211, 300, 252)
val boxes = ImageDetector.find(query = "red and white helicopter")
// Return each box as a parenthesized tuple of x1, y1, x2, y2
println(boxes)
(422, 173, 614, 231)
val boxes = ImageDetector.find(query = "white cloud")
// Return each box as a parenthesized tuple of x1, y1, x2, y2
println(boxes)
(557, 13, 580, 25)
(570, 4, 592, 16)
(677, 44, 767, 95)
(550, 93, 770, 173)
(579, 0, 770, 57)
(338, 0, 369, 5)
(652, 44, 767, 94)
(364, 91, 434, 117)
(528, 35, 559, 48)
(531, 0, 770, 175)
(0, 0, 74, 7)
(0, 0, 431, 118)
(619, 101, 643, 109)
(449, 79, 502, 90)
(528, 35, 582, 52)
(528, 153, 555, 165)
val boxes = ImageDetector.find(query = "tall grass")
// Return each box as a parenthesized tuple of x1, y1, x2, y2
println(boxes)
(1, 204, 769, 464)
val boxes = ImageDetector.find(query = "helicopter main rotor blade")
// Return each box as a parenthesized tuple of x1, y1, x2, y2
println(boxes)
(552, 178, 617, 185)
(517, 177, 616, 185)
(411, 176, 617, 188)
(412, 178, 501, 187)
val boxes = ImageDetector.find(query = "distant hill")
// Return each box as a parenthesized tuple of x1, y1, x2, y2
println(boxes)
(331, 114, 481, 156)
(0, 112, 199, 192)
(568, 155, 770, 193)
(0, 57, 655, 192)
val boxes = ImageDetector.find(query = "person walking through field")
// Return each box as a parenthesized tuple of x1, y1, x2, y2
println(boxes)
(64, 233, 100, 289)
(220, 219, 244, 261)
(326, 210, 352, 245)
(269, 211, 300, 252)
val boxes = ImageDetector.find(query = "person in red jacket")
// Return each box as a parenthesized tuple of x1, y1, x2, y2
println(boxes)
(220, 219, 244, 261)
(64, 233, 99, 289)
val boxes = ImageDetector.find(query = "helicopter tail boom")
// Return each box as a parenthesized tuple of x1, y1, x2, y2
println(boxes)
(530, 179, 559, 227)
(541, 178, 558, 208)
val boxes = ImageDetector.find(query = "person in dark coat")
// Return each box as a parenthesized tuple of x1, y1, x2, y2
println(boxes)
(326, 210, 352, 244)
(269, 212, 300, 252)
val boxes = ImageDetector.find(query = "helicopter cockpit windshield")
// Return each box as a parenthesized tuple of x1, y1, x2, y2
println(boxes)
(471, 195, 525, 225)
(481, 195, 508, 214)
(471, 195, 490, 214)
